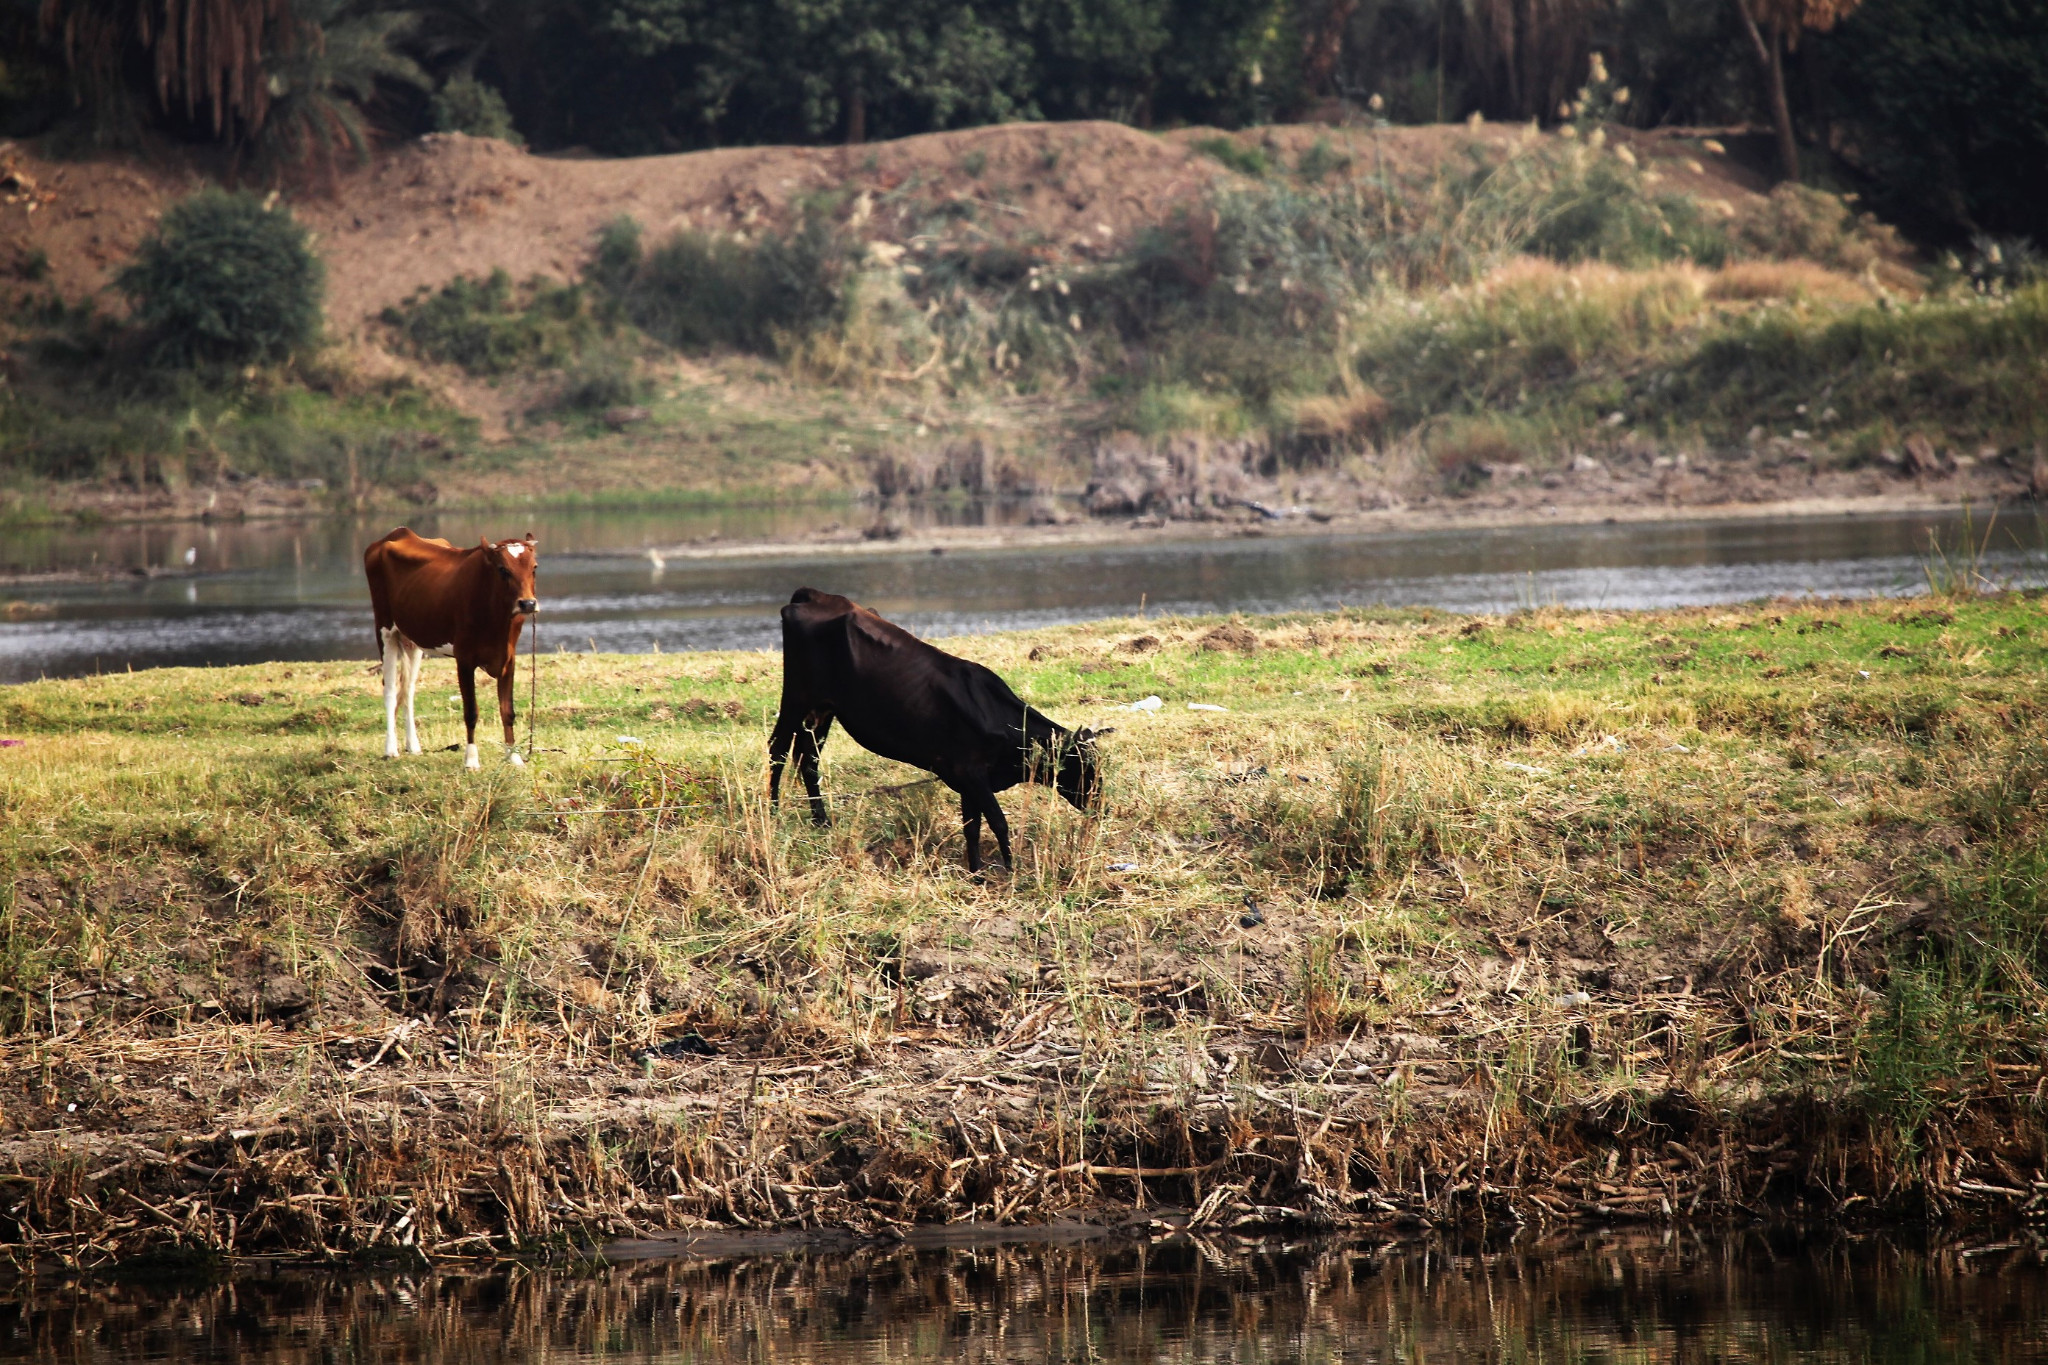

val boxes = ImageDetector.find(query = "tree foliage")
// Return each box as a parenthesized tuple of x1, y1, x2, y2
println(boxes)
(116, 188, 325, 367)
(430, 73, 521, 141)
(1814, 0, 2048, 241)
(6, 0, 2042, 246)
(247, 0, 426, 178)
(40, 0, 294, 133)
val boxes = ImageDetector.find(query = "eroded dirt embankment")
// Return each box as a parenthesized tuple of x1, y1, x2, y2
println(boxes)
(2, 121, 1772, 338)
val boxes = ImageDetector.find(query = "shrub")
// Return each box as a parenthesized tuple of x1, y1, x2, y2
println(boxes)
(1524, 144, 1729, 267)
(1729, 184, 1897, 275)
(430, 75, 524, 146)
(381, 268, 595, 374)
(547, 348, 646, 413)
(586, 216, 644, 300)
(1295, 138, 1351, 184)
(1961, 235, 2048, 294)
(115, 189, 324, 368)
(1192, 136, 1271, 178)
(620, 213, 851, 356)
(1351, 259, 1711, 424)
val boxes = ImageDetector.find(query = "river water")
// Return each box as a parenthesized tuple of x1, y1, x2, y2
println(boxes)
(2, 503, 2043, 682)
(1, 1232, 2044, 1363)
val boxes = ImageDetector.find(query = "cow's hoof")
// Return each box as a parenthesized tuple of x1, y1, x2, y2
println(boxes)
(383, 748, 399, 760)
(464, 744, 481, 771)
(507, 750, 526, 767)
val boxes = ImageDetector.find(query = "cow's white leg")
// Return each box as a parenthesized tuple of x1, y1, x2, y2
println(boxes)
(402, 641, 425, 755)
(465, 742, 481, 771)
(380, 627, 402, 758)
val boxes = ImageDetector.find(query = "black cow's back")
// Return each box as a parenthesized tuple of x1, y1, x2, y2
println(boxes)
(779, 588, 1044, 789)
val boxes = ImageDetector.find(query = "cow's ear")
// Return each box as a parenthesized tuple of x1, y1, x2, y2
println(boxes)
(524, 530, 536, 543)
(1078, 726, 1114, 741)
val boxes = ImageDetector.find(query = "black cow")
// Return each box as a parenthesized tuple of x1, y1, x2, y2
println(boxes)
(768, 588, 1106, 872)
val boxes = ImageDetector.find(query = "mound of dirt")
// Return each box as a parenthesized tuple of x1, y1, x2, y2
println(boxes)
(0, 120, 1774, 340)
(1199, 622, 1261, 653)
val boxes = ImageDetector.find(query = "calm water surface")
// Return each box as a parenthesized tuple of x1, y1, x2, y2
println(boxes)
(2, 1233, 2046, 1363)
(3, 503, 2043, 682)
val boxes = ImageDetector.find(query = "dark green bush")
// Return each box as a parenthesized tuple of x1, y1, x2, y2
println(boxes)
(547, 348, 647, 413)
(115, 190, 324, 368)
(586, 216, 645, 300)
(381, 269, 595, 374)
(1525, 150, 1729, 267)
(619, 213, 851, 356)
(430, 75, 524, 146)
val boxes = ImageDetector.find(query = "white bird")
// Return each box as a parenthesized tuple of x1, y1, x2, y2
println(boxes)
(646, 548, 666, 576)
(182, 547, 197, 566)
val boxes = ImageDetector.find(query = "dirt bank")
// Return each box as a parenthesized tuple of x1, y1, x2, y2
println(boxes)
(2, 121, 1770, 341)
(7, 437, 2037, 551)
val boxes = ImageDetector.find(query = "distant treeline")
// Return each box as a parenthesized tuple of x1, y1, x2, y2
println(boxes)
(2, 0, 2043, 243)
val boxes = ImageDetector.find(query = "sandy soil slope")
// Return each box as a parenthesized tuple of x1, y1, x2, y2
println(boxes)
(1, 120, 1773, 339)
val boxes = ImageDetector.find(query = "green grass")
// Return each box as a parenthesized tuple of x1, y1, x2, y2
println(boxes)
(4, 595, 2043, 1073)
(1353, 267, 2048, 460)
(0, 354, 473, 491)
(2, 595, 2044, 1251)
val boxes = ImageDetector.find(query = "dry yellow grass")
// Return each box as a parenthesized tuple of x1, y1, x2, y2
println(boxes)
(1705, 260, 1875, 305)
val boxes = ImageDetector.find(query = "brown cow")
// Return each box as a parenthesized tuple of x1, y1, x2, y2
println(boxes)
(364, 528, 538, 770)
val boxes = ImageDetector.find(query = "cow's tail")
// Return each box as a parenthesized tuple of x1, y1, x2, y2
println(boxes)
(364, 541, 390, 661)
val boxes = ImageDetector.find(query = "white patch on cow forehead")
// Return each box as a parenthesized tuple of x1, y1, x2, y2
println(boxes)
(504, 542, 525, 558)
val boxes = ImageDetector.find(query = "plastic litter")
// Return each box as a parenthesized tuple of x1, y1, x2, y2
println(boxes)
(1497, 760, 1550, 775)
(1106, 862, 1140, 872)
(1123, 695, 1163, 712)
(1187, 702, 1228, 712)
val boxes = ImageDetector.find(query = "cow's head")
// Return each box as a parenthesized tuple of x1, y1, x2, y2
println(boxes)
(484, 533, 539, 616)
(1051, 726, 1110, 812)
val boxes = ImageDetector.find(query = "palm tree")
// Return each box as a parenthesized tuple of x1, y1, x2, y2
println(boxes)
(42, 0, 293, 133)
(244, 0, 426, 183)
(42, 0, 424, 174)
(1730, 0, 1867, 181)
(1457, 0, 1598, 123)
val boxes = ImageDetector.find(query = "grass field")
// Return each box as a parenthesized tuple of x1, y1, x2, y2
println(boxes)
(1, 591, 2045, 1263)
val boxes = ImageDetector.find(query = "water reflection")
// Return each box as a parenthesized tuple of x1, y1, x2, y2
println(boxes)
(2, 1232, 2044, 1363)
(2, 506, 2043, 682)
